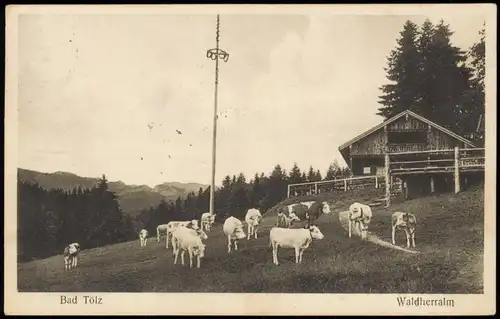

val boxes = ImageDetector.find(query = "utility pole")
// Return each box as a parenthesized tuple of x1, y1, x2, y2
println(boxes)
(206, 15, 229, 216)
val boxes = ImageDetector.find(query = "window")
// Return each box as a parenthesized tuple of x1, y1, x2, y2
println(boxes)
(387, 131, 427, 144)
(363, 167, 371, 174)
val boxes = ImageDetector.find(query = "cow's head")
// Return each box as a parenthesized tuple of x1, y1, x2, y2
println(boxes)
(309, 226, 325, 240)
(209, 214, 216, 224)
(233, 227, 246, 240)
(402, 212, 410, 223)
(190, 220, 200, 230)
(196, 229, 208, 240)
(250, 215, 261, 226)
(322, 202, 332, 215)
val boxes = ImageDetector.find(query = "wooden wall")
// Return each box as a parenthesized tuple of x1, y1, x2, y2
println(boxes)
(349, 114, 470, 157)
(350, 129, 386, 156)
(387, 116, 427, 131)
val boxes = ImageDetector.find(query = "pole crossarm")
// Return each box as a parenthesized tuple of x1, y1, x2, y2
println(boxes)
(206, 49, 229, 63)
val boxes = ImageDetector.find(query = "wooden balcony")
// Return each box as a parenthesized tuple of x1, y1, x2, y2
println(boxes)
(386, 143, 427, 153)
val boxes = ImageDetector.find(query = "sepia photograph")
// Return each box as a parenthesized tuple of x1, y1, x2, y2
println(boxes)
(5, 4, 496, 316)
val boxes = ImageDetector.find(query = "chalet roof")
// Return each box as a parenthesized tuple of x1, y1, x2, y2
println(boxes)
(476, 114, 485, 132)
(338, 110, 476, 151)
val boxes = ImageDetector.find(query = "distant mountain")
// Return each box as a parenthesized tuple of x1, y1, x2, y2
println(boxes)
(17, 168, 209, 216)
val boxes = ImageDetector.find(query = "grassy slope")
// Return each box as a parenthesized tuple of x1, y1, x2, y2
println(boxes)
(18, 185, 483, 293)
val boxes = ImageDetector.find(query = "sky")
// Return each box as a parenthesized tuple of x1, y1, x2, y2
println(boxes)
(17, 9, 486, 187)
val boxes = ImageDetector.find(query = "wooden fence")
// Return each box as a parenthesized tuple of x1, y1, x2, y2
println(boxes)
(385, 147, 485, 206)
(287, 147, 485, 206)
(287, 175, 386, 198)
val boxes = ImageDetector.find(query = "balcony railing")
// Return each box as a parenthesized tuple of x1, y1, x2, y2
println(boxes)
(387, 143, 427, 153)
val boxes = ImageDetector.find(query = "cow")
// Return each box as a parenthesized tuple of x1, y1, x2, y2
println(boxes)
(283, 201, 332, 227)
(63, 242, 81, 271)
(156, 224, 169, 242)
(200, 212, 216, 232)
(171, 227, 207, 269)
(276, 209, 300, 228)
(304, 201, 332, 227)
(169, 227, 208, 255)
(276, 204, 302, 226)
(139, 229, 149, 247)
(391, 212, 417, 248)
(222, 216, 246, 253)
(245, 208, 262, 240)
(165, 220, 200, 249)
(348, 202, 373, 240)
(269, 226, 325, 265)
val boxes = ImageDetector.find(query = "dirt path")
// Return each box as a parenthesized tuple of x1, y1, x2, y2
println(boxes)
(338, 211, 420, 254)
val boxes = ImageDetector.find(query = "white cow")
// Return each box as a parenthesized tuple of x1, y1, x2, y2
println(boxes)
(269, 226, 325, 265)
(63, 242, 81, 271)
(165, 220, 200, 249)
(348, 202, 373, 240)
(139, 229, 149, 247)
(157, 224, 169, 242)
(200, 212, 216, 232)
(391, 212, 417, 248)
(245, 208, 262, 240)
(169, 227, 208, 255)
(222, 216, 246, 253)
(171, 227, 207, 269)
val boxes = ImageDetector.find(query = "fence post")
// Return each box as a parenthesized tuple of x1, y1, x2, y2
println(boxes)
(287, 184, 290, 198)
(385, 153, 391, 207)
(454, 146, 460, 193)
(344, 179, 347, 192)
(375, 176, 378, 189)
(314, 182, 318, 194)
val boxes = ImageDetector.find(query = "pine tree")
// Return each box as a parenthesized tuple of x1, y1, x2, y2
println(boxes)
(236, 173, 246, 185)
(325, 160, 341, 180)
(315, 169, 322, 182)
(377, 20, 421, 118)
(307, 166, 315, 182)
(429, 20, 471, 131)
(288, 162, 303, 184)
(462, 25, 485, 141)
(222, 175, 232, 189)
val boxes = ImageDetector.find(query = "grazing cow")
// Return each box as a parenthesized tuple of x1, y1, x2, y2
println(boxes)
(200, 212, 216, 232)
(63, 243, 81, 271)
(305, 201, 332, 227)
(269, 226, 325, 265)
(139, 229, 149, 247)
(222, 216, 246, 253)
(171, 227, 206, 268)
(348, 202, 373, 240)
(165, 220, 200, 249)
(245, 208, 262, 240)
(391, 212, 417, 248)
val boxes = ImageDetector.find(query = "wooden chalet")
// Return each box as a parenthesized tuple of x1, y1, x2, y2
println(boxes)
(338, 110, 484, 201)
